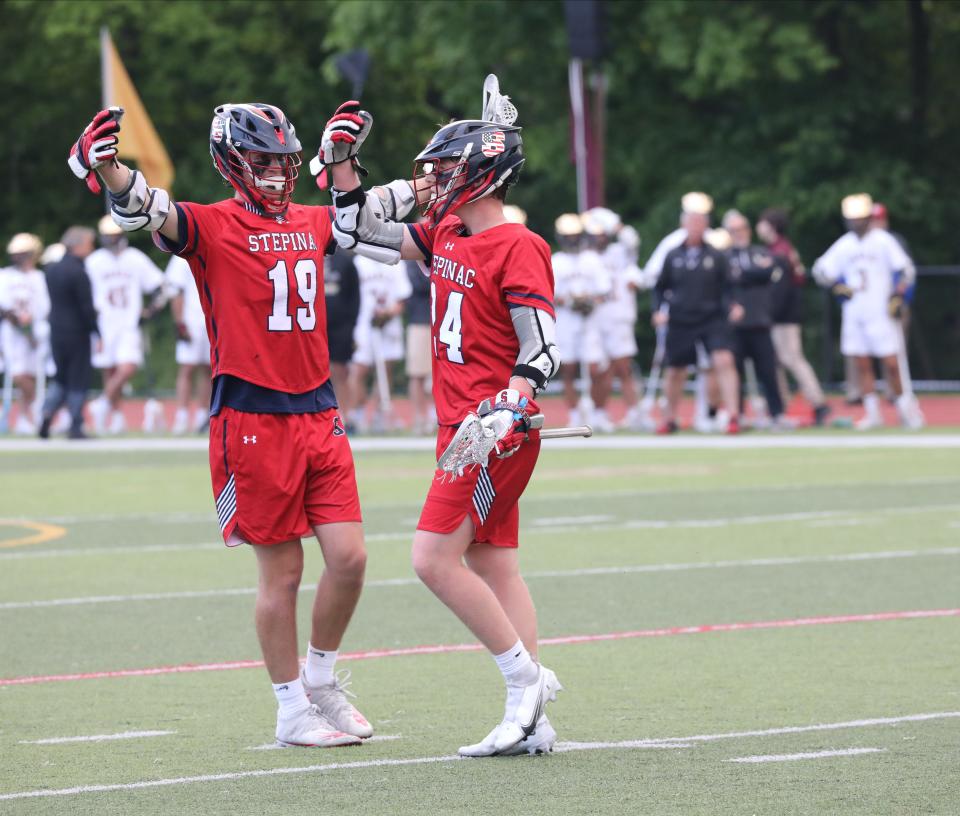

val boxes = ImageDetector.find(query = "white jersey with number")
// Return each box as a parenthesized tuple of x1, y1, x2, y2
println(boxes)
(352, 254, 413, 365)
(814, 228, 913, 319)
(86, 246, 165, 335)
(166, 255, 210, 367)
(0, 266, 51, 377)
(595, 242, 642, 323)
(553, 250, 610, 364)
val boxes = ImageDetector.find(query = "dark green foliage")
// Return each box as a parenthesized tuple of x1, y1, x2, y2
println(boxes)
(3, 0, 957, 386)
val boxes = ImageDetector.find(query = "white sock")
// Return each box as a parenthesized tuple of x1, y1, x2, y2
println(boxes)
(304, 645, 338, 687)
(863, 392, 880, 418)
(273, 677, 310, 718)
(493, 640, 538, 686)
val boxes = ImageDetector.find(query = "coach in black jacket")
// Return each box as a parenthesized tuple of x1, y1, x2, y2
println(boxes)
(652, 200, 743, 434)
(722, 210, 786, 426)
(39, 226, 99, 439)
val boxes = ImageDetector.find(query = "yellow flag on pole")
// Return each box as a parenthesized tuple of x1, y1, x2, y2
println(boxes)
(101, 28, 174, 191)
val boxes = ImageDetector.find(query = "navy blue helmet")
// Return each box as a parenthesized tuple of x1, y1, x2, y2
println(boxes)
(210, 103, 302, 215)
(413, 119, 524, 226)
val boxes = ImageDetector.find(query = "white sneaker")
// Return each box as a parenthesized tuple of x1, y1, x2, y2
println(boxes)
(13, 414, 36, 436)
(458, 715, 557, 758)
(854, 413, 883, 431)
(619, 405, 653, 432)
(142, 398, 165, 433)
(493, 665, 562, 754)
(591, 409, 615, 434)
(171, 408, 189, 435)
(896, 395, 925, 430)
(108, 410, 126, 435)
(302, 669, 373, 739)
(275, 704, 362, 748)
(567, 407, 582, 426)
(89, 397, 108, 434)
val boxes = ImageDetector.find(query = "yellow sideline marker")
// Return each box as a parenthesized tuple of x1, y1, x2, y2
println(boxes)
(0, 520, 66, 548)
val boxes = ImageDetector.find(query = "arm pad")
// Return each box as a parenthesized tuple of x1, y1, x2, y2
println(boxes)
(510, 306, 561, 394)
(109, 170, 171, 232)
(331, 181, 413, 265)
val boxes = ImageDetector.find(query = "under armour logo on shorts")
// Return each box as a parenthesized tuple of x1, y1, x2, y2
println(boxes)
(333, 416, 346, 437)
(243, 435, 257, 444)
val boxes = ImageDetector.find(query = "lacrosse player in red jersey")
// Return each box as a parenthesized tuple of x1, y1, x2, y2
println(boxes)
(321, 76, 563, 757)
(67, 104, 415, 749)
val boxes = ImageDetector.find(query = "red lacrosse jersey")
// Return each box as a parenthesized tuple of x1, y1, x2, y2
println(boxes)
(408, 216, 555, 426)
(160, 199, 335, 393)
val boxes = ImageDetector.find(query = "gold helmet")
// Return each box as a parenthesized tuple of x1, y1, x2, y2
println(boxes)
(98, 214, 124, 236)
(7, 232, 43, 258)
(841, 193, 873, 220)
(681, 191, 714, 215)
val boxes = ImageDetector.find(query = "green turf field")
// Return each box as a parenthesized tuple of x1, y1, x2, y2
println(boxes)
(1, 440, 959, 815)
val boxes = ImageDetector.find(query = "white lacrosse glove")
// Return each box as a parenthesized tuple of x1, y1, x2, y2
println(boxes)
(310, 100, 373, 177)
(478, 389, 541, 459)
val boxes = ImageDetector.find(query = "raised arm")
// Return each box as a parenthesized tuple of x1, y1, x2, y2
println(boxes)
(67, 107, 180, 243)
(318, 102, 424, 263)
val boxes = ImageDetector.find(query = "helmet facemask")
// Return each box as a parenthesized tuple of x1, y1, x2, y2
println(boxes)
(227, 148, 301, 214)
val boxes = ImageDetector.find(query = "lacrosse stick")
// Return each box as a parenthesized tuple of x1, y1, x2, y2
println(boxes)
(640, 316, 667, 414)
(0, 367, 11, 433)
(438, 412, 592, 478)
(482, 74, 518, 126)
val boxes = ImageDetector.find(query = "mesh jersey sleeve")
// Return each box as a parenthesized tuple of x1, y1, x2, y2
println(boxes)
(501, 233, 555, 317)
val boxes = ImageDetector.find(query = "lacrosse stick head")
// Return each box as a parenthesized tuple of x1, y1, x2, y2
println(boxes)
(413, 74, 524, 226)
(436, 413, 497, 480)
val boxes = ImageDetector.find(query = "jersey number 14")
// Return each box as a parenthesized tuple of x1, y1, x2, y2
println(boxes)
(431, 282, 464, 364)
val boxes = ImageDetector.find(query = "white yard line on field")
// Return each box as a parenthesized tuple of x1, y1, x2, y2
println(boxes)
(725, 747, 886, 763)
(2, 500, 957, 563)
(3, 546, 959, 611)
(3, 434, 960, 453)
(2, 711, 955, 801)
(249, 734, 402, 750)
(18, 730, 175, 745)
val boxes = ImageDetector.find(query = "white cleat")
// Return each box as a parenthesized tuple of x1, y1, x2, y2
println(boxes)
(492, 665, 562, 754)
(854, 414, 883, 431)
(302, 669, 373, 739)
(88, 397, 108, 435)
(458, 715, 557, 758)
(275, 704, 362, 748)
(108, 410, 126, 435)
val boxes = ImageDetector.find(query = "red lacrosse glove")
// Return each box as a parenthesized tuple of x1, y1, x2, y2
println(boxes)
(67, 107, 124, 194)
(478, 388, 540, 459)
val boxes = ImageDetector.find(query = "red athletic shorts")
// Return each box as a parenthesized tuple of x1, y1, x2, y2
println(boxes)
(416, 426, 541, 548)
(208, 407, 361, 546)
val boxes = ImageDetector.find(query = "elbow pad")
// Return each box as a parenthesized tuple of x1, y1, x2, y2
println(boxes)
(331, 185, 406, 265)
(372, 179, 417, 221)
(511, 306, 561, 394)
(109, 170, 171, 232)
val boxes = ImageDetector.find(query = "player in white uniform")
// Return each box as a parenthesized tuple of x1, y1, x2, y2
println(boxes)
(345, 253, 412, 431)
(553, 213, 608, 425)
(85, 215, 165, 434)
(165, 255, 211, 434)
(813, 193, 922, 429)
(581, 207, 647, 431)
(0, 234, 51, 434)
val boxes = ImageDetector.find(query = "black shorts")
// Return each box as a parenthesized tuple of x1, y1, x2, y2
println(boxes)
(665, 318, 734, 367)
(327, 330, 354, 365)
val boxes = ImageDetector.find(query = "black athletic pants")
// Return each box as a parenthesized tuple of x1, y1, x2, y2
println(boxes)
(734, 326, 784, 418)
(43, 332, 93, 433)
